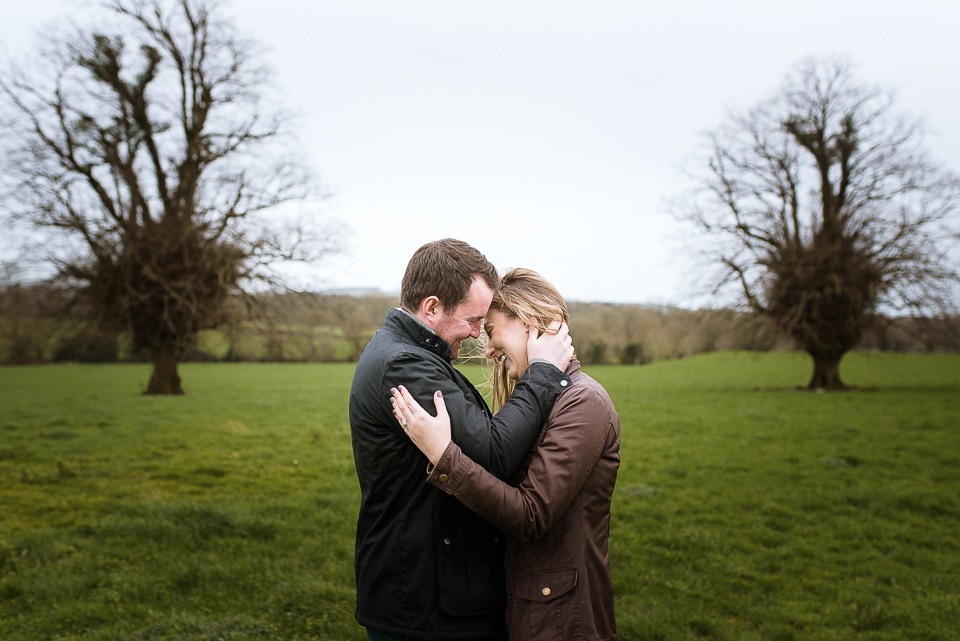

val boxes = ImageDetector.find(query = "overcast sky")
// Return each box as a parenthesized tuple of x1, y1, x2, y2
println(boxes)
(3, 0, 959, 305)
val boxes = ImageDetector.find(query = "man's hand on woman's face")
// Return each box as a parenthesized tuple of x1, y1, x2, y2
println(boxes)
(526, 319, 573, 372)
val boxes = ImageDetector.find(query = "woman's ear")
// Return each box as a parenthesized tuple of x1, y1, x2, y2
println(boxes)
(540, 316, 564, 337)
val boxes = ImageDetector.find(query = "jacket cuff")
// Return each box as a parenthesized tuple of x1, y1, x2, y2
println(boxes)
(427, 441, 467, 494)
(524, 360, 572, 395)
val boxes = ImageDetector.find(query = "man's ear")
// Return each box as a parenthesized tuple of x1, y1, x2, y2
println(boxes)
(419, 296, 442, 324)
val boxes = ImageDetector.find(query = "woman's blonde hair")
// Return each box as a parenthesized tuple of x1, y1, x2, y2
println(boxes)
(487, 268, 572, 412)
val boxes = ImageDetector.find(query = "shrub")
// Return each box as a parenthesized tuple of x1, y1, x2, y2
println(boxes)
(620, 340, 645, 364)
(584, 339, 608, 365)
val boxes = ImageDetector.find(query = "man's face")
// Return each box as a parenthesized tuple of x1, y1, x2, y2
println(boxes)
(433, 278, 494, 359)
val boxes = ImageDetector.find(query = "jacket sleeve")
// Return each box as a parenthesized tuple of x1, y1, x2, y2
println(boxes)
(426, 382, 616, 541)
(384, 355, 569, 481)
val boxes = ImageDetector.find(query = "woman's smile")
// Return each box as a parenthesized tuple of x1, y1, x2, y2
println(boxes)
(484, 308, 529, 380)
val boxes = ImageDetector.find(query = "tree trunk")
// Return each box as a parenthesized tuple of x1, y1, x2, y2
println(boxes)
(807, 352, 847, 391)
(146, 346, 184, 395)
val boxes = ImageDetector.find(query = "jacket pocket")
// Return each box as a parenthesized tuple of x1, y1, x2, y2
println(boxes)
(510, 568, 580, 639)
(435, 532, 505, 617)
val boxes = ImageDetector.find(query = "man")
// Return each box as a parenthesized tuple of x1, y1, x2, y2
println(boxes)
(349, 239, 573, 640)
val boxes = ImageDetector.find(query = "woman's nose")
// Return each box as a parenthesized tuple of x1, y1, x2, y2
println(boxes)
(485, 344, 495, 358)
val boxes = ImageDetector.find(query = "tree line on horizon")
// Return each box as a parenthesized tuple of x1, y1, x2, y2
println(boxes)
(1, 283, 957, 367)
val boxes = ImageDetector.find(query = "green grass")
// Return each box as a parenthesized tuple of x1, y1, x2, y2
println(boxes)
(1, 353, 958, 640)
(1, 363, 363, 640)
(593, 352, 960, 641)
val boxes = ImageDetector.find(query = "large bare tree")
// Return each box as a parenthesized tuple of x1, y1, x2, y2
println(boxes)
(679, 59, 960, 389)
(0, 0, 333, 394)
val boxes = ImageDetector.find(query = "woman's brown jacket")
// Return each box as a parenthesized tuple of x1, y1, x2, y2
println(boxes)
(428, 360, 621, 640)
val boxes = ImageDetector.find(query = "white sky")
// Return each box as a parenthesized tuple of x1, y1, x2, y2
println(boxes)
(3, 0, 959, 305)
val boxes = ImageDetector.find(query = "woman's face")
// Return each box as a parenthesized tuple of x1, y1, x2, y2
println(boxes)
(484, 308, 529, 381)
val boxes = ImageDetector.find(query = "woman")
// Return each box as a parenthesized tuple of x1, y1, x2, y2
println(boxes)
(390, 268, 621, 641)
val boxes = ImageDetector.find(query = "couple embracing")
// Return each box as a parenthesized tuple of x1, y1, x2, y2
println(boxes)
(349, 239, 621, 641)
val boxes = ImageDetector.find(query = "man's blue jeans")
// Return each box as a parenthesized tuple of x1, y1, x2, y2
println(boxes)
(367, 628, 508, 641)
(367, 631, 409, 641)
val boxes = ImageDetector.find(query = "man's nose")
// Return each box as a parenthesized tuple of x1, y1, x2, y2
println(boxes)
(470, 321, 482, 338)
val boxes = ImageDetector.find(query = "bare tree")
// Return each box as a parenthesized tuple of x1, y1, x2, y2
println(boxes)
(677, 59, 960, 389)
(0, 0, 335, 393)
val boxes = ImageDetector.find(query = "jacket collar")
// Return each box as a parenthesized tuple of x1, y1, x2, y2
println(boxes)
(384, 307, 452, 361)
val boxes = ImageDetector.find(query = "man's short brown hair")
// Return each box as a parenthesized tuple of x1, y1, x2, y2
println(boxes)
(400, 239, 499, 313)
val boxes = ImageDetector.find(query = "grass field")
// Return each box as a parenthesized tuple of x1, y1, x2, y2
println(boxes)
(1, 352, 958, 640)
